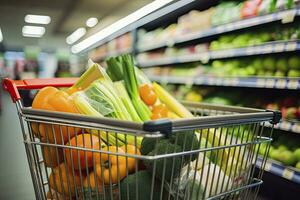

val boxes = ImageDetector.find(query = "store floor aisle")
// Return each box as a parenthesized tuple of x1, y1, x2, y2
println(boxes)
(0, 90, 34, 199)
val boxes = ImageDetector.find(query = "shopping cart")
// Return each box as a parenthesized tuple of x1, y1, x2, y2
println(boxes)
(3, 78, 281, 200)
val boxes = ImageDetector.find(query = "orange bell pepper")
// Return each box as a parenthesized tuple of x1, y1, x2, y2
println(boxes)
(120, 145, 141, 173)
(95, 146, 127, 184)
(31, 86, 80, 144)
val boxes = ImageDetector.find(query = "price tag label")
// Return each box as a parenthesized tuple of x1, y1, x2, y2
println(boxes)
(246, 47, 255, 55)
(215, 26, 225, 33)
(166, 39, 175, 47)
(263, 45, 273, 54)
(276, 79, 287, 89)
(226, 49, 236, 57)
(256, 78, 266, 87)
(265, 79, 275, 88)
(285, 42, 297, 51)
(161, 75, 169, 84)
(292, 124, 300, 133)
(281, 121, 291, 130)
(229, 78, 239, 86)
(200, 52, 210, 63)
(282, 169, 294, 180)
(179, 54, 191, 63)
(264, 15, 274, 22)
(216, 78, 223, 85)
(212, 50, 225, 59)
(264, 161, 272, 171)
(195, 78, 204, 85)
(280, 10, 297, 24)
(208, 77, 215, 85)
(254, 46, 262, 54)
(185, 77, 194, 86)
(274, 43, 285, 52)
(238, 20, 249, 28)
(225, 23, 235, 31)
(287, 79, 299, 89)
(223, 79, 230, 85)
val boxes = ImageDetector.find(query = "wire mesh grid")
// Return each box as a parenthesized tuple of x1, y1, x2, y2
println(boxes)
(16, 102, 275, 200)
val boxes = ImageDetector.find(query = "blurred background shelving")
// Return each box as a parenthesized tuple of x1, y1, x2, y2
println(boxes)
(82, 0, 300, 199)
(1, 0, 300, 199)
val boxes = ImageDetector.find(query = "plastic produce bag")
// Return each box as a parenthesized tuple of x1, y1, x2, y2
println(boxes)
(276, 0, 294, 10)
(259, 0, 277, 14)
(174, 163, 233, 199)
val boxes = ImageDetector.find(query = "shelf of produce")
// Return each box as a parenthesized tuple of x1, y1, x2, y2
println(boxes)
(137, 9, 300, 52)
(256, 157, 300, 184)
(94, 48, 133, 62)
(148, 75, 300, 90)
(138, 40, 300, 67)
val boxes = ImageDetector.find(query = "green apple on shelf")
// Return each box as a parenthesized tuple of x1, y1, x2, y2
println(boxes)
(288, 56, 300, 70)
(287, 70, 300, 77)
(276, 58, 288, 72)
(293, 148, 300, 161)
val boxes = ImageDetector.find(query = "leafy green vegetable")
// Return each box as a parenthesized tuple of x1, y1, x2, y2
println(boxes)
(122, 54, 151, 121)
(144, 141, 184, 182)
(120, 171, 163, 200)
(106, 54, 151, 121)
(114, 81, 142, 122)
(170, 131, 199, 161)
(106, 56, 124, 82)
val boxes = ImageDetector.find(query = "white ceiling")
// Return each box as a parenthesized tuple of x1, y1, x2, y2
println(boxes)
(0, 0, 152, 51)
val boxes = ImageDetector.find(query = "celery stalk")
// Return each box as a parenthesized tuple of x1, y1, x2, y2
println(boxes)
(106, 56, 124, 81)
(72, 93, 123, 146)
(68, 61, 104, 94)
(73, 93, 103, 117)
(114, 81, 142, 122)
(122, 54, 151, 121)
(94, 80, 132, 121)
(85, 80, 142, 146)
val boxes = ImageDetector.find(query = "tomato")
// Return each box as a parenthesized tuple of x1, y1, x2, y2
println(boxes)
(153, 104, 168, 116)
(139, 84, 157, 105)
(151, 112, 162, 120)
(65, 134, 101, 170)
(151, 104, 168, 120)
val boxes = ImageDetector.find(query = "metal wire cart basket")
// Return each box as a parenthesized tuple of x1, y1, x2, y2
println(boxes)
(3, 78, 281, 200)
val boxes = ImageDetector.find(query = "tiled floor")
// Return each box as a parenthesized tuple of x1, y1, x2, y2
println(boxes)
(0, 90, 35, 199)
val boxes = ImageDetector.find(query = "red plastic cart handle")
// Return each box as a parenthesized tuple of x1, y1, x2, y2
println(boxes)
(2, 78, 78, 103)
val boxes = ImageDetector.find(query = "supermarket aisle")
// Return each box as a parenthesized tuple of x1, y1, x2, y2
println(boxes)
(0, 90, 34, 199)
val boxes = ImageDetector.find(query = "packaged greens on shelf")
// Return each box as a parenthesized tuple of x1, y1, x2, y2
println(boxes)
(259, 0, 277, 14)
(211, 2, 242, 26)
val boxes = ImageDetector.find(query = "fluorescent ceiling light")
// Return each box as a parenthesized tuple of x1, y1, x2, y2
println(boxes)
(71, 0, 174, 53)
(25, 14, 51, 24)
(86, 17, 98, 28)
(66, 27, 86, 44)
(0, 28, 3, 42)
(22, 25, 45, 37)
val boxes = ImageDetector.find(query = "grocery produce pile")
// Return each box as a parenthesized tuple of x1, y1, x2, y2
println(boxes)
(210, 24, 300, 50)
(210, 55, 300, 77)
(137, 0, 300, 48)
(30, 55, 258, 199)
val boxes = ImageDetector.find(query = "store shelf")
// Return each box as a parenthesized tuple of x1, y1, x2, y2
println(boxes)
(273, 121, 300, 134)
(256, 157, 300, 184)
(138, 9, 300, 52)
(93, 48, 133, 62)
(138, 40, 300, 67)
(148, 74, 300, 90)
(264, 121, 300, 134)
